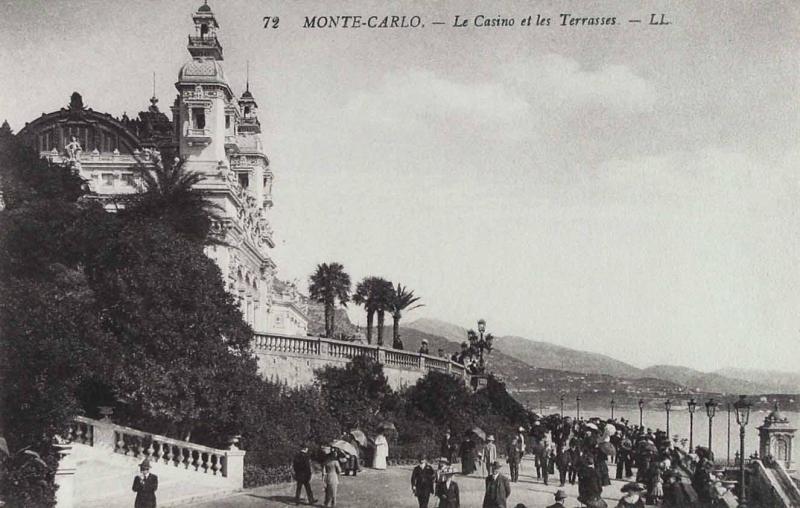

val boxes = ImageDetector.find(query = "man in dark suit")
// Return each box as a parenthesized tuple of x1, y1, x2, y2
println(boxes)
(411, 456, 436, 508)
(292, 444, 316, 505)
(482, 461, 511, 508)
(132, 459, 158, 508)
(545, 489, 568, 508)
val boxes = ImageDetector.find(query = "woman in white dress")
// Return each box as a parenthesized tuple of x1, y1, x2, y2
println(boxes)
(373, 432, 388, 469)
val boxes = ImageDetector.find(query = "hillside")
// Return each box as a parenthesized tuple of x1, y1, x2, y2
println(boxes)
(305, 303, 359, 338)
(389, 325, 685, 404)
(407, 318, 643, 378)
(715, 367, 800, 395)
(638, 365, 774, 395)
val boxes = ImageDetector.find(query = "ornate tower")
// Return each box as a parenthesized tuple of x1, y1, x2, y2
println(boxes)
(174, 2, 231, 171)
(758, 402, 796, 470)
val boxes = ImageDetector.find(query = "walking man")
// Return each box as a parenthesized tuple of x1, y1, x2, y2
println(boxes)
(132, 459, 158, 508)
(483, 461, 511, 508)
(506, 437, 521, 482)
(546, 489, 569, 508)
(321, 445, 342, 507)
(292, 444, 316, 505)
(411, 456, 436, 508)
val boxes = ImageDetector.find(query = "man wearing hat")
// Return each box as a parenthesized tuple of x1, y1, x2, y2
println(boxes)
(546, 489, 568, 508)
(483, 435, 498, 471)
(514, 427, 526, 476)
(435, 466, 460, 508)
(506, 436, 521, 482)
(132, 459, 158, 508)
(482, 461, 511, 508)
(419, 339, 430, 355)
(411, 456, 436, 508)
(292, 443, 316, 505)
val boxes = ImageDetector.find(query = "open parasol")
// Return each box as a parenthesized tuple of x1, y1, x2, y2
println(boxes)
(349, 429, 368, 447)
(331, 439, 358, 457)
(379, 421, 397, 432)
(470, 427, 486, 441)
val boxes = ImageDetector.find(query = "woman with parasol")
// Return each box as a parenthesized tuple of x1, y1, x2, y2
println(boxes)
(373, 422, 394, 470)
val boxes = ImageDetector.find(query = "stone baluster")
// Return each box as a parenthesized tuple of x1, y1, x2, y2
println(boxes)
(419, 354, 426, 371)
(319, 338, 329, 356)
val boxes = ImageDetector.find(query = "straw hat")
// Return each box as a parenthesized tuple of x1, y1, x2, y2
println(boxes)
(554, 489, 568, 500)
(621, 482, 645, 493)
(487, 435, 495, 442)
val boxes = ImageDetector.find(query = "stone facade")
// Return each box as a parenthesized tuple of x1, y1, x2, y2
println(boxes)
(14, 2, 308, 336)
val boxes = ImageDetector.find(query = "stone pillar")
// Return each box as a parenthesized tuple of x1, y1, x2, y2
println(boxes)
(224, 442, 246, 489)
(54, 444, 76, 508)
(92, 418, 117, 453)
(419, 354, 426, 372)
(757, 403, 796, 470)
(377, 346, 386, 364)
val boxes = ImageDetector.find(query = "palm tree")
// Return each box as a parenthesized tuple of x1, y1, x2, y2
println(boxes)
(373, 279, 396, 346)
(352, 277, 394, 345)
(308, 262, 351, 338)
(389, 284, 424, 346)
(352, 277, 377, 344)
(126, 157, 220, 244)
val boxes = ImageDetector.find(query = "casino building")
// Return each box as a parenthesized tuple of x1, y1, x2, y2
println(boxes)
(12, 2, 309, 336)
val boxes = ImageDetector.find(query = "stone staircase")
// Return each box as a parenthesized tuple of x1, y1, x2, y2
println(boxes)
(56, 417, 245, 508)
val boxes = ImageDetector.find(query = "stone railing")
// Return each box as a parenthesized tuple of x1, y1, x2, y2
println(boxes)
(68, 416, 244, 488)
(252, 332, 467, 379)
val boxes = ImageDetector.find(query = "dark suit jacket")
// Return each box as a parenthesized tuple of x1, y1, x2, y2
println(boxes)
(293, 451, 313, 482)
(132, 473, 158, 508)
(436, 480, 460, 508)
(482, 473, 511, 508)
(411, 465, 436, 495)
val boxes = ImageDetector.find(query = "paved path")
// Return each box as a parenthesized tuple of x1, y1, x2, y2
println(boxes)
(196, 458, 630, 507)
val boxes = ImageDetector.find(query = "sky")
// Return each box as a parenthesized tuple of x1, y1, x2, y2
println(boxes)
(2, 0, 799, 373)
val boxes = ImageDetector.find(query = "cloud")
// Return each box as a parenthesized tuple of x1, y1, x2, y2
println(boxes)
(499, 54, 656, 113)
(342, 69, 529, 135)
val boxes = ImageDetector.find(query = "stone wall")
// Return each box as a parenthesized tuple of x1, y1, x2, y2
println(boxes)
(252, 333, 467, 390)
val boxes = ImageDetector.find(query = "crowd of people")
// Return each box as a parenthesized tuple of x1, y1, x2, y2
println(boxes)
(430, 414, 731, 507)
(287, 413, 733, 507)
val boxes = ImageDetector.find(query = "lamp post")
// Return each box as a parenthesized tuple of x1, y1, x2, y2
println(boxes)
(560, 394, 565, 417)
(611, 398, 616, 420)
(638, 398, 645, 427)
(733, 395, 752, 507)
(687, 398, 697, 450)
(539, 399, 543, 414)
(727, 402, 732, 466)
(665, 399, 672, 436)
(705, 398, 718, 454)
(576, 395, 581, 419)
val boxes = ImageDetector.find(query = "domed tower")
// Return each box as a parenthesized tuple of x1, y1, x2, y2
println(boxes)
(174, 1, 232, 172)
(236, 73, 273, 209)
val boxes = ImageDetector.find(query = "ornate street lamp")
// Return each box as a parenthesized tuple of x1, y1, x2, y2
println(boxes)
(560, 394, 565, 417)
(705, 398, 718, 453)
(733, 395, 752, 507)
(687, 398, 697, 450)
(576, 395, 581, 419)
(611, 398, 616, 420)
(665, 399, 672, 436)
(466, 319, 494, 375)
(638, 398, 645, 427)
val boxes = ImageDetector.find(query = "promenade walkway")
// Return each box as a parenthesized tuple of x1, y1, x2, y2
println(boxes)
(195, 457, 628, 507)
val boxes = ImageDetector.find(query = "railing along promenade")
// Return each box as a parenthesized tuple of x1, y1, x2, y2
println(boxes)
(67, 415, 244, 486)
(252, 332, 467, 378)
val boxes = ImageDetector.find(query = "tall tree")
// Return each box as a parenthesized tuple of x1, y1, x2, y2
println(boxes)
(308, 262, 351, 338)
(352, 276, 392, 344)
(389, 284, 424, 346)
(372, 279, 396, 346)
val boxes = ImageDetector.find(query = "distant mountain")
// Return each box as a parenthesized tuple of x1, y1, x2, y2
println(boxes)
(715, 367, 800, 395)
(407, 318, 643, 378)
(638, 365, 773, 395)
(392, 324, 685, 406)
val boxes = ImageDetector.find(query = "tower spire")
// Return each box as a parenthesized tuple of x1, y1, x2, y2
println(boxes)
(246, 61, 250, 92)
(149, 72, 159, 111)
